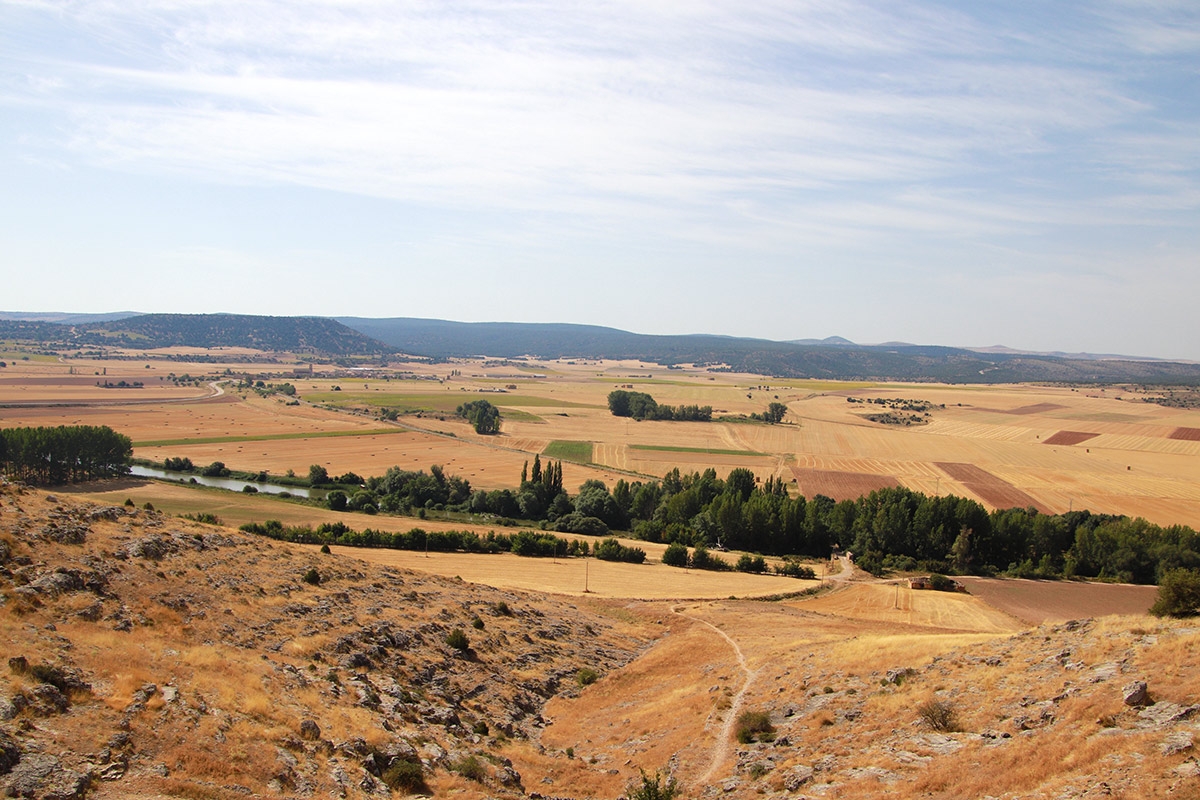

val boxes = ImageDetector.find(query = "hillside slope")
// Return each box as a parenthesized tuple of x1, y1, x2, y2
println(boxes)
(2, 483, 1198, 800)
(0, 480, 651, 799)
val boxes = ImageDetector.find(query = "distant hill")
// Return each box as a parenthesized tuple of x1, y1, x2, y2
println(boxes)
(338, 317, 1200, 384)
(2, 312, 1198, 382)
(0, 310, 142, 325)
(0, 313, 391, 356)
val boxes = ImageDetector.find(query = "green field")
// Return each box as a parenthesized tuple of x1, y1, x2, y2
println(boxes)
(629, 444, 766, 457)
(542, 440, 594, 463)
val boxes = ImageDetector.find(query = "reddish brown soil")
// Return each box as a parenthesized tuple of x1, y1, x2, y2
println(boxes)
(1168, 427, 1200, 441)
(1043, 430, 1100, 446)
(790, 467, 900, 501)
(1006, 403, 1067, 415)
(935, 462, 1048, 512)
(970, 403, 1067, 416)
(956, 576, 1157, 625)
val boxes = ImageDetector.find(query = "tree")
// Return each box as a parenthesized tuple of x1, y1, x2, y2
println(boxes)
(662, 542, 689, 567)
(308, 464, 330, 485)
(326, 489, 348, 512)
(201, 461, 230, 477)
(1150, 568, 1200, 617)
(457, 399, 501, 434)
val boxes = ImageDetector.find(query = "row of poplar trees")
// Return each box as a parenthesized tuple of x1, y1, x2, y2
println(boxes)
(0, 425, 132, 486)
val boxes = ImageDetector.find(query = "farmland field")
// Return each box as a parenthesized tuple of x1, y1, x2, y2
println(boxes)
(4, 346, 1200, 529)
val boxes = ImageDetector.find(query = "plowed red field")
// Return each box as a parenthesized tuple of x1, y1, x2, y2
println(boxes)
(936, 462, 1048, 512)
(790, 467, 899, 501)
(1043, 430, 1099, 446)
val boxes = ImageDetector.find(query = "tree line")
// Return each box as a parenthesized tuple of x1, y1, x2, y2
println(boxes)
(0, 425, 132, 486)
(318, 454, 1199, 586)
(607, 390, 713, 422)
(238, 519, 645, 562)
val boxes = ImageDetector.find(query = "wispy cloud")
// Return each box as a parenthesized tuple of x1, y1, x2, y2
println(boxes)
(1, 0, 1197, 354)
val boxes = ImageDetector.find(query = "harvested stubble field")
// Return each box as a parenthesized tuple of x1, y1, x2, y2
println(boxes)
(5, 349, 1200, 528)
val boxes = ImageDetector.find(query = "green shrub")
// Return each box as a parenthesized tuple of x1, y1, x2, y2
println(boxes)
(451, 754, 487, 782)
(777, 560, 816, 579)
(735, 709, 775, 743)
(627, 769, 680, 800)
(577, 667, 599, 687)
(302, 567, 321, 586)
(662, 542, 689, 567)
(1150, 568, 1200, 617)
(381, 759, 426, 793)
(928, 573, 957, 592)
(446, 628, 470, 651)
(495, 601, 513, 616)
(736, 554, 767, 573)
(472, 615, 485, 630)
(319, 544, 331, 554)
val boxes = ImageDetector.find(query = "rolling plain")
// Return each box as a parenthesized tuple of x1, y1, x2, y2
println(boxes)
(1, 342, 1198, 799)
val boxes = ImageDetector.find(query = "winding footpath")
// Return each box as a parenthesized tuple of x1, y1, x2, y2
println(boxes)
(671, 603, 759, 786)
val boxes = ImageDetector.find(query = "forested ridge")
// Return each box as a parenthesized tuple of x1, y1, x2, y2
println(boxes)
(0, 313, 391, 355)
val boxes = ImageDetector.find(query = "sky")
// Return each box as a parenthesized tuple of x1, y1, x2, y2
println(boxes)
(1, 1, 1198, 359)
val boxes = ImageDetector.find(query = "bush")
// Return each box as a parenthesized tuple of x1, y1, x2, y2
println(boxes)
(776, 561, 816, 579)
(302, 567, 321, 586)
(319, 544, 331, 554)
(662, 542, 689, 567)
(446, 628, 470, 651)
(1150, 568, 1200, 617)
(451, 754, 487, 782)
(577, 667, 599, 687)
(594, 537, 646, 563)
(917, 698, 960, 732)
(472, 615, 485, 630)
(736, 554, 767, 573)
(928, 573, 957, 592)
(381, 759, 426, 793)
(735, 709, 775, 743)
(627, 769, 680, 800)
(691, 546, 731, 571)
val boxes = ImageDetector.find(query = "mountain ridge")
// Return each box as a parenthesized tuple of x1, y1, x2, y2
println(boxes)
(2, 312, 1198, 383)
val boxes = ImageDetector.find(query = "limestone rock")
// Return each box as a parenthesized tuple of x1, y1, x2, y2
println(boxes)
(1122, 680, 1150, 707)
(1161, 731, 1194, 756)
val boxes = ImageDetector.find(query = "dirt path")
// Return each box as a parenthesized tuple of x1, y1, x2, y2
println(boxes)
(672, 604, 758, 785)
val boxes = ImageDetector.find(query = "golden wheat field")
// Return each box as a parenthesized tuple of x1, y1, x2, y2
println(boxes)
(4, 348, 1200, 528)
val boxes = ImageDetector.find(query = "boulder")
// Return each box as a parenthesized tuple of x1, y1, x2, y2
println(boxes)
(1122, 681, 1150, 707)
(0, 731, 20, 775)
(783, 765, 814, 790)
(4, 753, 89, 800)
